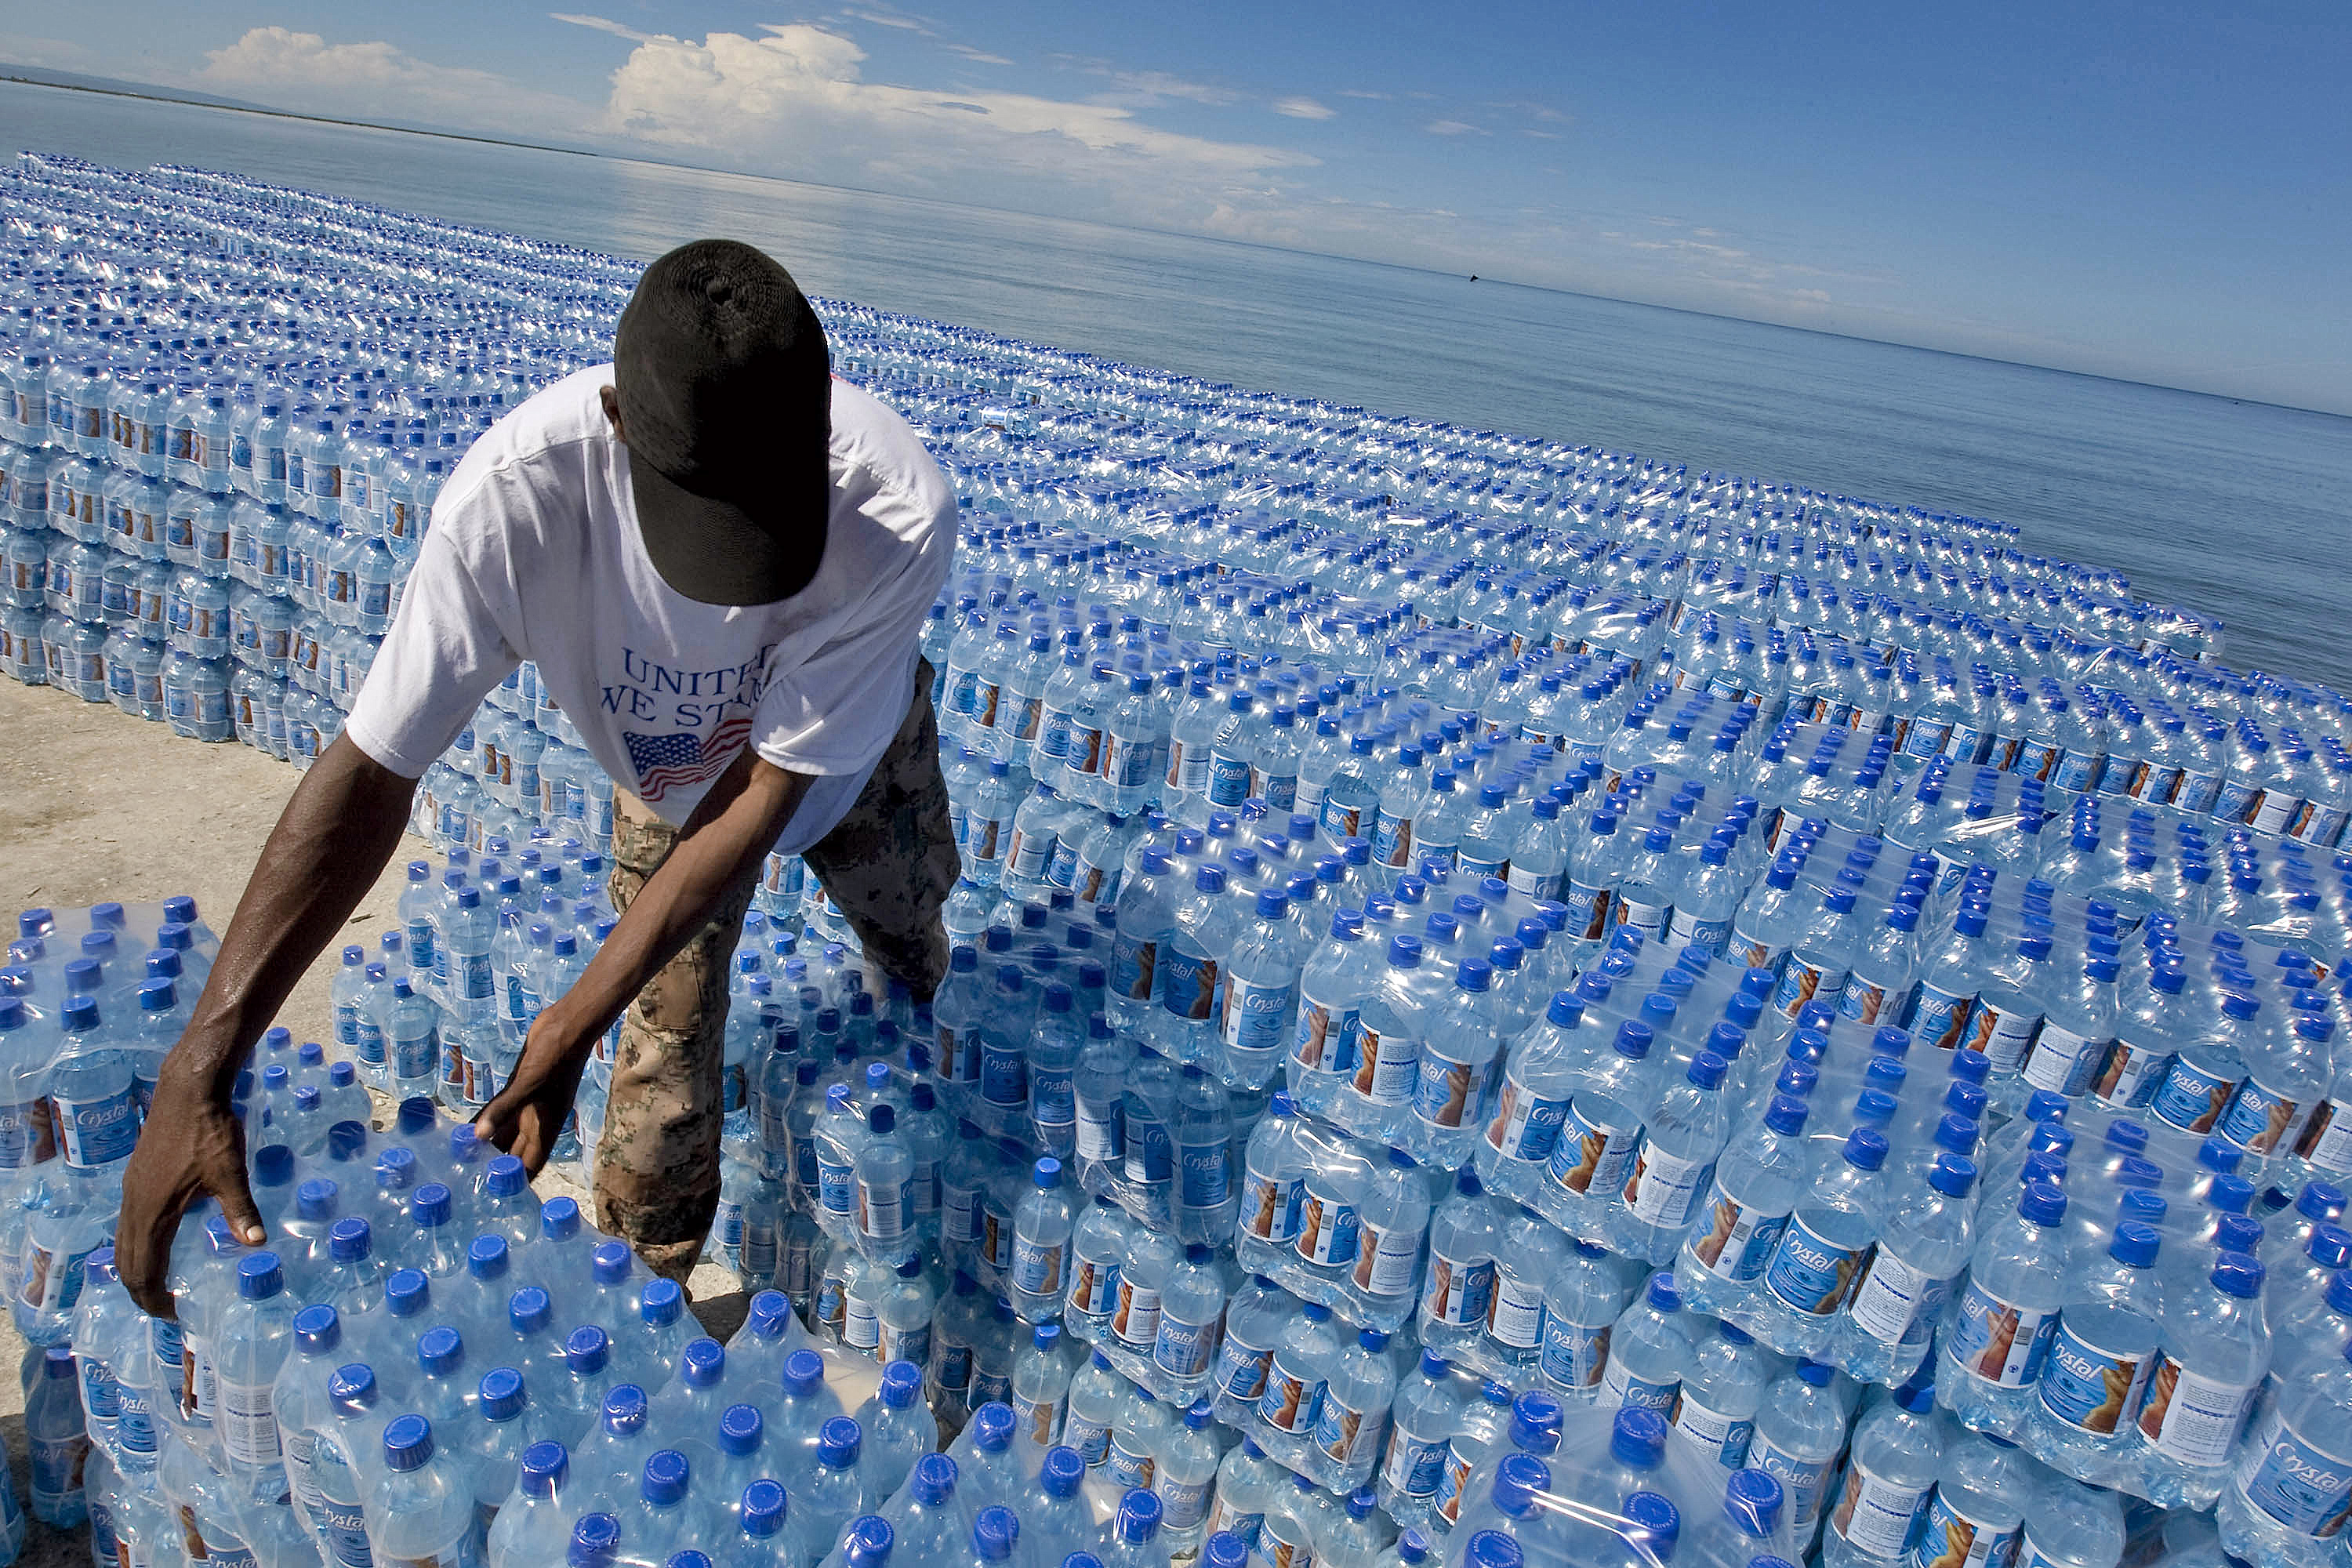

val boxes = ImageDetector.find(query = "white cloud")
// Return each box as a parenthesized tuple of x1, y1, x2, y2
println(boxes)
(1424, 118, 1486, 136)
(0, 31, 94, 69)
(1272, 96, 1335, 121)
(200, 26, 593, 136)
(546, 12, 655, 44)
(839, 8, 931, 33)
(560, 20, 1315, 232)
(943, 42, 1014, 65)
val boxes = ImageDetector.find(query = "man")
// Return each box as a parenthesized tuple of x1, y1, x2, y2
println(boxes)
(114, 240, 960, 1314)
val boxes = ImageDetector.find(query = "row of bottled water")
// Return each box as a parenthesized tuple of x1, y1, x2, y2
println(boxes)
(6, 146, 2352, 1568)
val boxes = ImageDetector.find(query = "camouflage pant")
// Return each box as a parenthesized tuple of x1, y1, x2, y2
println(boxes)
(594, 658, 957, 1283)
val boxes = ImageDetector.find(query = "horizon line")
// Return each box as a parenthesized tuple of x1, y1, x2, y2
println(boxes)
(6, 67, 2347, 425)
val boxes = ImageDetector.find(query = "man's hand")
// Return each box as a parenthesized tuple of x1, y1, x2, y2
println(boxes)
(111, 734, 419, 1318)
(114, 1076, 263, 1317)
(475, 1013, 595, 1176)
(474, 746, 813, 1177)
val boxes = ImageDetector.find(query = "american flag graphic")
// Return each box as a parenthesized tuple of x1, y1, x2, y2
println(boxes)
(623, 710, 755, 803)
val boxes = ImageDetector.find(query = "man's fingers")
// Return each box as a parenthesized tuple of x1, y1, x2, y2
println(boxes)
(120, 1207, 178, 1318)
(212, 1167, 269, 1248)
(475, 1082, 525, 1152)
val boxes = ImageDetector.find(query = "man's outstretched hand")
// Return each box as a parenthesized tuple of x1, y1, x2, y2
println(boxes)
(475, 1014, 593, 1177)
(114, 1079, 263, 1318)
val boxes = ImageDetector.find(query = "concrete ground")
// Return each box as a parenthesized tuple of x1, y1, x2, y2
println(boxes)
(0, 676, 749, 1566)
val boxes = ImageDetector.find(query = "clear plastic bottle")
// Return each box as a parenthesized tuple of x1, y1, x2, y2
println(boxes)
(1836, 1151, 1976, 1388)
(369, 1414, 479, 1568)
(1940, 1178, 2069, 1436)
(2026, 1218, 2164, 1482)
(1670, 1319, 1773, 1472)
(2136, 1251, 2273, 1508)
(1011, 1157, 1076, 1321)
(1601, 1270, 1693, 1423)
(1818, 1382, 1941, 1568)
(1745, 1359, 1848, 1556)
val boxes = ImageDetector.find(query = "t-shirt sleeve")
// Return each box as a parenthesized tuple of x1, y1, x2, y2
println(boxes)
(750, 490, 954, 779)
(343, 495, 523, 779)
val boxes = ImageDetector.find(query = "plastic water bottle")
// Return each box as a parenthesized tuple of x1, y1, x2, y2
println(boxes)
(1818, 1383, 1940, 1568)
(486, 1440, 576, 1568)
(214, 1250, 296, 1501)
(26, 1345, 89, 1526)
(2218, 1334, 2352, 1568)
(1836, 1151, 1976, 1387)
(859, 1360, 937, 1502)
(1940, 1178, 2069, 1436)
(1011, 1157, 1075, 1319)
(2136, 1251, 2272, 1508)
(2025, 1218, 2164, 1480)
(1670, 1319, 1773, 1472)
(1746, 1360, 1848, 1555)
(1911, 1425, 2026, 1568)
(1751, 1126, 1887, 1361)
(369, 1414, 478, 1568)
(1602, 1271, 1693, 1423)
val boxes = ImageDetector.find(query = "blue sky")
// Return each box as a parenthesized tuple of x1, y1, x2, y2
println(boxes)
(6, 1, 2348, 412)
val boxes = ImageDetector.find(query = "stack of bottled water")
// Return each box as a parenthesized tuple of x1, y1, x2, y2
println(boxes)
(10, 150, 2352, 1568)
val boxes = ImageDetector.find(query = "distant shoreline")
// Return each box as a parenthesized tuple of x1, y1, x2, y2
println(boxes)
(0, 73, 597, 162)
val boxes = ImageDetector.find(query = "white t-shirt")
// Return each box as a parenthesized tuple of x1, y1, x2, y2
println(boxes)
(346, 365, 956, 853)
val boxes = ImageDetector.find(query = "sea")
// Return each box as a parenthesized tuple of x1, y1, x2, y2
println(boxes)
(6, 78, 2350, 688)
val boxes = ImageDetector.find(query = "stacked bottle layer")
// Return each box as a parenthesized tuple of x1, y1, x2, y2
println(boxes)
(4, 148, 2352, 1568)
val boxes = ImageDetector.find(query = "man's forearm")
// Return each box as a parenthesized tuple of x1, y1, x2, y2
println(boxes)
(535, 750, 811, 1056)
(167, 734, 419, 1102)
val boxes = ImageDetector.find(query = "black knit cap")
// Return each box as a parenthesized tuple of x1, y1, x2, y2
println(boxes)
(614, 239, 831, 605)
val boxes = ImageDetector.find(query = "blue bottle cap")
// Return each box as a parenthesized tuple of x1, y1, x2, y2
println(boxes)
(783, 1348, 826, 1397)
(469, 1234, 510, 1280)
(510, 1287, 553, 1334)
(478, 1367, 526, 1421)
(641, 1449, 690, 1506)
(417, 1326, 464, 1377)
(564, 1324, 610, 1374)
(485, 1155, 528, 1197)
(382, 1413, 435, 1471)
(409, 1181, 452, 1228)
(1507, 1391, 1563, 1453)
(845, 1516, 895, 1568)
(1723, 1467, 1784, 1535)
(818, 1416, 863, 1467)
(1610, 1407, 1667, 1466)
(236, 1251, 285, 1299)
(519, 1440, 569, 1498)
(1116, 1489, 1162, 1542)
(910, 1453, 959, 1505)
(568, 1513, 620, 1568)
(384, 1268, 430, 1319)
(1490, 1454, 1552, 1518)
(2212, 1254, 2265, 1298)
(1462, 1531, 1523, 1568)
(292, 1185, 336, 1232)
(541, 1196, 581, 1241)
(738, 1476, 787, 1535)
(591, 1240, 634, 1286)
(292, 1303, 340, 1353)
(972, 1402, 1014, 1452)
(253, 1144, 296, 1187)
(602, 1384, 649, 1434)
(706, 1401, 760, 1457)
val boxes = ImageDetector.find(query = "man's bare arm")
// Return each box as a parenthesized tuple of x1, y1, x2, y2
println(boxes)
(114, 734, 418, 1314)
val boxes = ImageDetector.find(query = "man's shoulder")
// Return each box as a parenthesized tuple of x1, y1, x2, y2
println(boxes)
(434, 367, 613, 535)
(829, 376, 952, 524)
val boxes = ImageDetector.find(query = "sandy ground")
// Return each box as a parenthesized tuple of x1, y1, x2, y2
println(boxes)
(0, 676, 750, 1566)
